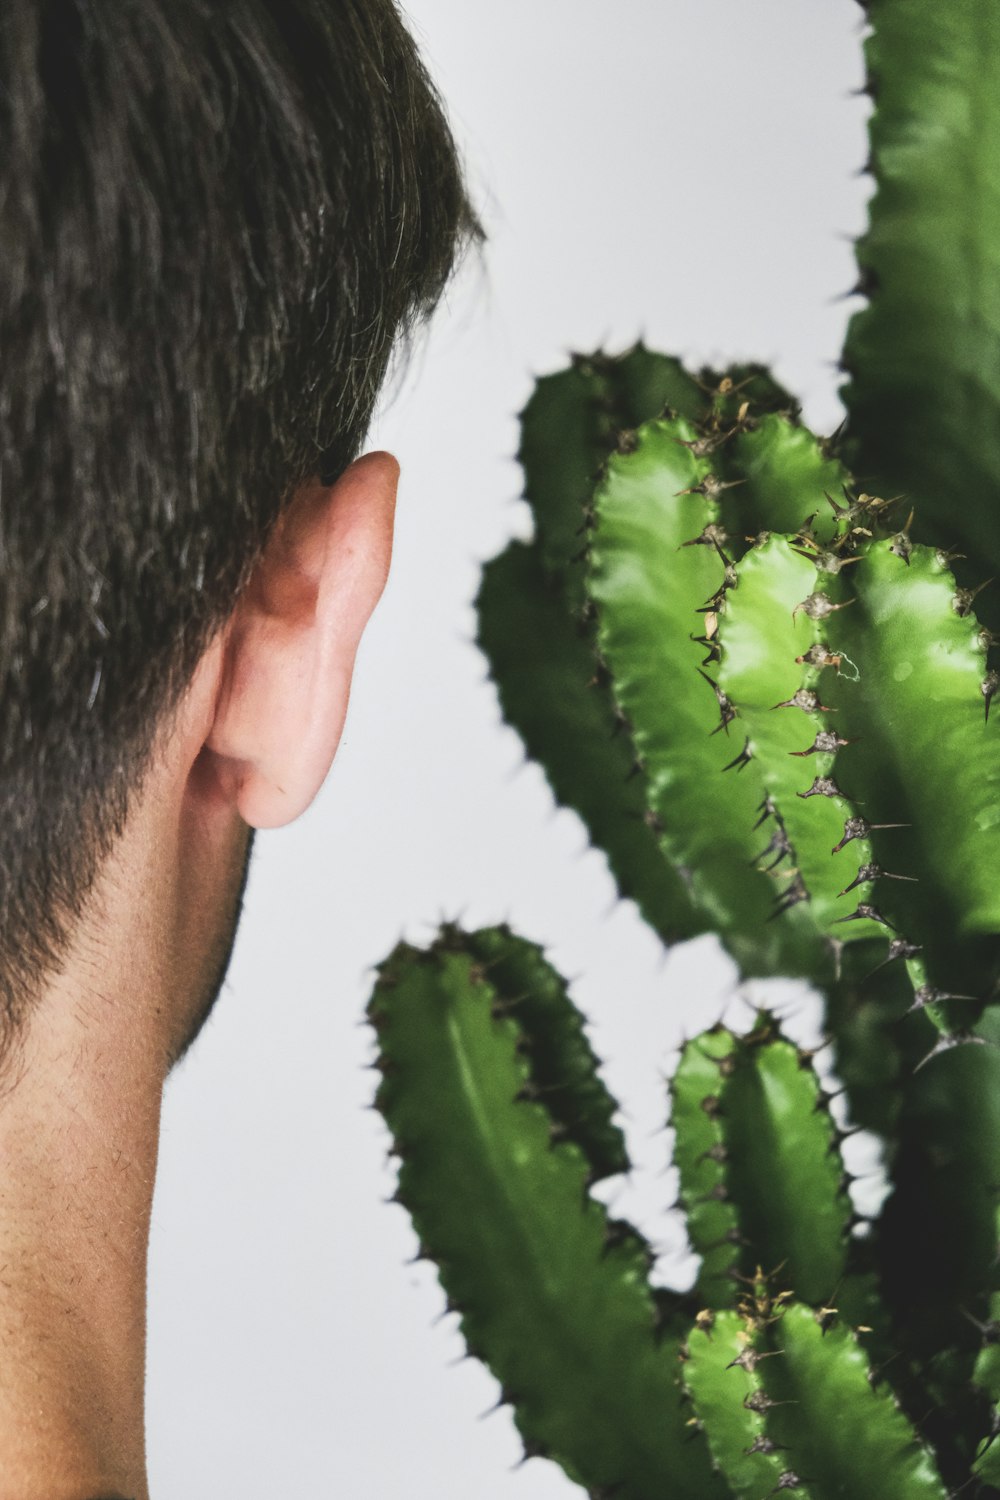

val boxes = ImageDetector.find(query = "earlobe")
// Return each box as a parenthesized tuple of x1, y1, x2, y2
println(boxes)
(201, 450, 399, 830)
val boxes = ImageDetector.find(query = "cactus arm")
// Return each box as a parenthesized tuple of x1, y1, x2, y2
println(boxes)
(847, 543, 1000, 934)
(763, 1303, 948, 1500)
(722, 413, 854, 543)
(825, 540, 1000, 1002)
(721, 1029, 849, 1308)
(670, 1027, 743, 1307)
(840, 3, 1000, 589)
(717, 533, 884, 951)
(369, 931, 726, 1500)
(519, 348, 705, 602)
(682, 1310, 799, 1496)
(458, 924, 629, 1182)
(476, 541, 702, 944)
(586, 418, 818, 980)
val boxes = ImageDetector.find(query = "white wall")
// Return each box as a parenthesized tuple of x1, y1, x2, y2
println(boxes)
(146, 4, 871, 1495)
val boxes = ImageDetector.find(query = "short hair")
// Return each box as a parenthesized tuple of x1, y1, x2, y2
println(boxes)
(0, 0, 481, 1068)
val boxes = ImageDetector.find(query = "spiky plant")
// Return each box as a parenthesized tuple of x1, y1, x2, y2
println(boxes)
(366, 5, 1000, 1496)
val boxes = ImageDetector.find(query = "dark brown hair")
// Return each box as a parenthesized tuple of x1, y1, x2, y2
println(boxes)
(0, 0, 480, 1058)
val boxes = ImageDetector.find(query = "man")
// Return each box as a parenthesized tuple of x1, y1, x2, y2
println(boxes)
(0, 2, 479, 1495)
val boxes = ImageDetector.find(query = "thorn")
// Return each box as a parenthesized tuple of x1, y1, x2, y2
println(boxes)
(512, 1437, 550, 1469)
(913, 1032, 989, 1074)
(675, 474, 746, 500)
(792, 592, 855, 622)
(864, 937, 923, 978)
(790, 730, 857, 757)
(674, 432, 724, 459)
(983, 670, 999, 722)
(795, 643, 843, 671)
(798, 776, 842, 800)
(838, 861, 917, 895)
(833, 902, 896, 930)
(954, 578, 994, 616)
(831, 816, 908, 854)
(722, 737, 753, 772)
(752, 827, 793, 872)
(744, 1435, 788, 1457)
(753, 794, 777, 830)
(908, 984, 978, 1014)
(888, 510, 915, 565)
(681, 522, 730, 550)
(726, 1346, 783, 1373)
(772, 687, 834, 713)
(770, 1475, 808, 1495)
(768, 872, 810, 919)
(698, 669, 738, 735)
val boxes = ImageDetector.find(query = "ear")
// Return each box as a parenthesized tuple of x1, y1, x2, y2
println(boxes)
(201, 450, 399, 829)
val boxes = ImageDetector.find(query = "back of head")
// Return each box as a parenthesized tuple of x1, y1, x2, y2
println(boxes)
(0, 0, 479, 1063)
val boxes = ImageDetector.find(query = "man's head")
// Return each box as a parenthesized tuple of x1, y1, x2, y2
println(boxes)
(0, 0, 479, 1082)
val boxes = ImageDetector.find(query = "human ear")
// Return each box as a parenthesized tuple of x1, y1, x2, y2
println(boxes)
(201, 450, 399, 829)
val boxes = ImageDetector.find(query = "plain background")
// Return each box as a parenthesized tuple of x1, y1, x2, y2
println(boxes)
(145, 3, 873, 1494)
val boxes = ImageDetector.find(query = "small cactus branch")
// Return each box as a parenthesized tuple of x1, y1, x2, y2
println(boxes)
(716, 532, 884, 952)
(720, 412, 855, 544)
(369, 929, 725, 1500)
(586, 417, 819, 981)
(476, 541, 701, 943)
(824, 539, 1000, 1004)
(456, 924, 629, 1182)
(671, 1027, 743, 1307)
(682, 1309, 797, 1495)
(518, 345, 705, 603)
(762, 1301, 948, 1499)
(840, 2, 1000, 597)
(719, 1023, 850, 1308)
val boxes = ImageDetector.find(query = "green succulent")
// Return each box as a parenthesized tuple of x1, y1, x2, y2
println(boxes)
(366, 3, 1000, 1496)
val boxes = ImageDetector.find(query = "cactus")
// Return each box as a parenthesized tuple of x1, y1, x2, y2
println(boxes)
(366, 4, 1000, 1496)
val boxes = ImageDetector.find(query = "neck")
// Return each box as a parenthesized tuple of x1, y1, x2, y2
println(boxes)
(0, 955, 165, 1500)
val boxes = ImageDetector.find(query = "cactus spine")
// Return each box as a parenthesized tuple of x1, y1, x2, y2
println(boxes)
(367, 3, 1000, 1495)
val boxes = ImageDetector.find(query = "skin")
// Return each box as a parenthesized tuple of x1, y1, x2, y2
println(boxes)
(0, 450, 399, 1499)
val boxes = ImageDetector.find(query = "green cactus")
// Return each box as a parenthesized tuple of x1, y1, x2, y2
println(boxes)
(366, 4, 1000, 1496)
